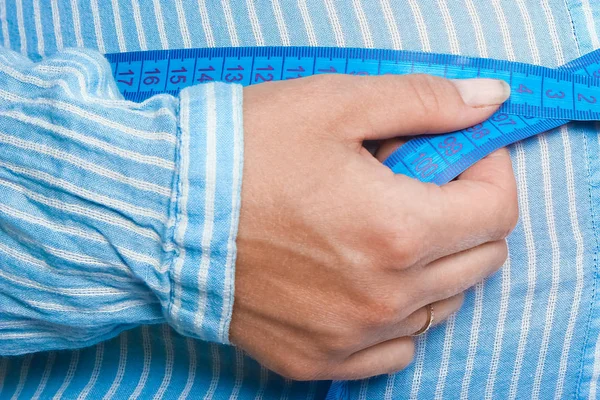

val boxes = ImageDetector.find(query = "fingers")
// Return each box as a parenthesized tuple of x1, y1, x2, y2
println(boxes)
(306, 74, 510, 142)
(329, 336, 415, 380)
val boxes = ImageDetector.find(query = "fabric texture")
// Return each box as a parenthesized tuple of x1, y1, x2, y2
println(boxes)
(1, 0, 600, 399)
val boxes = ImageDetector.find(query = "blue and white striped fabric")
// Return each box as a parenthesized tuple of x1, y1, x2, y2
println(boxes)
(1, 0, 600, 399)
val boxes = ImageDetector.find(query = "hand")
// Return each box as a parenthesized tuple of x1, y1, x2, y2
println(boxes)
(230, 74, 517, 381)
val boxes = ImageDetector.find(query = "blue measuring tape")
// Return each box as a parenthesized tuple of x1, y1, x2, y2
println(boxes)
(105, 47, 600, 185)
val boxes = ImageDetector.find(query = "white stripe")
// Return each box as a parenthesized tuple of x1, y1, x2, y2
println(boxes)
(229, 348, 245, 400)
(484, 252, 512, 399)
(281, 379, 292, 400)
(379, 0, 402, 50)
(0, 178, 163, 242)
(271, 0, 290, 46)
(194, 84, 218, 333)
(0, 160, 166, 222)
(221, 0, 240, 47)
(246, 0, 265, 46)
(77, 343, 104, 400)
(436, 0, 460, 54)
(171, 88, 191, 321)
(50, 0, 63, 50)
(33, 0, 45, 57)
(152, 0, 169, 49)
(218, 87, 242, 341)
(383, 373, 396, 400)
(555, 126, 585, 399)
(540, 0, 564, 66)
(407, 0, 431, 51)
(409, 334, 427, 399)
(515, 0, 541, 64)
(10, 353, 32, 400)
(129, 0, 147, 50)
(0, 110, 174, 169)
(323, 0, 345, 47)
(0, 132, 171, 196)
(175, 0, 192, 48)
(30, 298, 157, 313)
(129, 325, 151, 400)
(589, 332, 600, 399)
(197, 0, 216, 47)
(90, 0, 106, 53)
(508, 141, 537, 400)
(254, 366, 269, 400)
(153, 325, 174, 400)
(69, 0, 84, 47)
(111, 0, 127, 52)
(0, 0, 10, 49)
(15, 0, 27, 55)
(203, 343, 221, 400)
(352, 0, 374, 48)
(582, 0, 600, 49)
(463, 0, 487, 57)
(52, 350, 79, 400)
(491, 0, 515, 61)
(434, 314, 456, 399)
(103, 332, 128, 400)
(297, 0, 317, 46)
(358, 379, 368, 400)
(531, 133, 561, 400)
(178, 337, 197, 400)
(460, 282, 485, 399)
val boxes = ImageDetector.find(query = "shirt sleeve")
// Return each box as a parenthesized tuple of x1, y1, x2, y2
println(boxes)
(0, 46, 244, 356)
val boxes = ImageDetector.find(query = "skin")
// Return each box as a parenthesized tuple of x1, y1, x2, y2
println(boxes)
(230, 74, 518, 381)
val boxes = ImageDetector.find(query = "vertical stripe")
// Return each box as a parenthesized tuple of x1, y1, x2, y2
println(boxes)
(352, 0, 374, 48)
(379, 0, 402, 50)
(15, 0, 27, 55)
(90, 0, 105, 52)
(297, 0, 318, 46)
(152, 0, 169, 49)
(516, 0, 542, 64)
(33, 0, 45, 57)
(436, 0, 460, 54)
(178, 338, 197, 400)
(254, 366, 269, 400)
(307, 381, 317, 400)
(281, 379, 292, 400)
(154, 325, 174, 400)
(383, 373, 396, 400)
(77, 343, 104, 400)
(69, 0, 84, 46)
(407, 0, 431, 52)
(434, 314, 456, 399)
(129, 0, 147, 50)
(10, 353, 32, 400)
(32, 352, 56, 400)
(245, 0, 265, 46)
(0, 0, 10, 49)
(203, 343, 220, 400)
(53, 350, 79, 400)
(554, 126, 585, 399)
(323, 0, 345, 47)
(484, 253, 512, 399)
(194, 84, 217, 332)
(582, 0, 600, 49)
(491, 0, 515, 60)
(218, 87, 242, 341)
(409, 334, 427, 399)
(460, 282, 484, 399)
(272, 0, 291, 46)
(540, 0, 565, 65)
(463, 0, 487, 57)
(197, 0, 216, 47)
(129, 326, 151, 400)
(50, 0, 63, 50)
(103, 332, 128, 400)
(229, 348, 244, 400)
(175, 0, 192, 48)
(221, 0, 240, 47)
(110, 0, 127, 52)
(358, 379, 368, 400)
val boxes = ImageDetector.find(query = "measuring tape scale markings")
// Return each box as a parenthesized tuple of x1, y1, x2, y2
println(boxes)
(104, 47, 600, 185)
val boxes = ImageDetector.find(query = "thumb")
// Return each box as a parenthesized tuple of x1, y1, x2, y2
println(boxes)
(328, 74, 510, 141)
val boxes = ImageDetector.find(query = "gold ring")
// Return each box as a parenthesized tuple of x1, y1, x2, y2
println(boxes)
(412, 304, 434, 336)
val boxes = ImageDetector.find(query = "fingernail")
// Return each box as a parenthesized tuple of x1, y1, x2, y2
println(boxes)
(451, 78, 511, 107)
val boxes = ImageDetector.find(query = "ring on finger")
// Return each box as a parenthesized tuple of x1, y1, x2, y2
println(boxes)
(411, 303, 434, 337)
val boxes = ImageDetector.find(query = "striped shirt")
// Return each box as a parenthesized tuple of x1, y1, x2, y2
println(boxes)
(0, 0, 599, 399)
